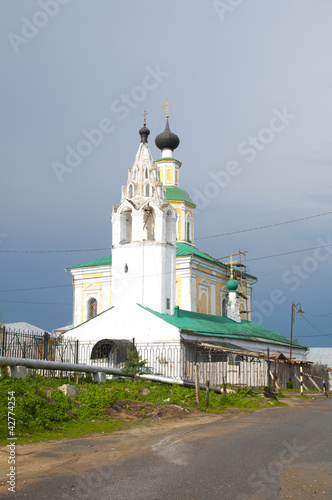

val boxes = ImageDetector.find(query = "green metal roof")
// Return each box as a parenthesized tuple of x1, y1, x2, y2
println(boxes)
(165, 186, 196, 206)
(67, 243, 256, 279)
(68, 255, 112, 269)
(139, 305, 307, 350)
(176, 243, 256, 279)
(68, 244, 227, 271)
(176, 242, 227, 268)
(154, 157, 182, 165)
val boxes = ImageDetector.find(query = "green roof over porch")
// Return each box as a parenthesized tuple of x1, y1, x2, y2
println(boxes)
(139, 305, 307, 350)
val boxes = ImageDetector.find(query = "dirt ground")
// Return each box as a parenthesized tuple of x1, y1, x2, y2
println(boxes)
(103, 399, 191, 421)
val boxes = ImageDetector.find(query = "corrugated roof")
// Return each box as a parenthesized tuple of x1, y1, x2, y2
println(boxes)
(306, 348, 332, 367)
(3, 322, 51, 336)
(139, 306, 307, 350)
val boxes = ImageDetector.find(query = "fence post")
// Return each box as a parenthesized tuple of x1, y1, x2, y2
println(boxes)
(195, 364, 201, 405)
(1, 326, 6, 357)
(43, 332, 49, 360)
(267, 348, 271, 392)
(205, 380, 210, 409)
(272, 359, 277, 392)
(75, 340, 79, 364)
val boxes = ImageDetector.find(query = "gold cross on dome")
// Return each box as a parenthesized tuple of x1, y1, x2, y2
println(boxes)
(162, 97, 173, 118)
(225, 255, 238, 279)
(143, 109, 148, 126)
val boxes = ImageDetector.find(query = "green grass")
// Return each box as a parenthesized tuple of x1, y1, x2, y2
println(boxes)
(0, 373, 286, 445)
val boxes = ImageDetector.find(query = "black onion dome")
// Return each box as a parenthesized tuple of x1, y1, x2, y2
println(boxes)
(139, 125, 150, 143)
(155, 118, 180, 151)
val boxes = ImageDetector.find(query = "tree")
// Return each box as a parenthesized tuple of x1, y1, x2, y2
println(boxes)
(122, 349, 147, 383)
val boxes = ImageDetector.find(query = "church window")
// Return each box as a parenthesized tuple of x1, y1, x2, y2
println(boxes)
(175, 170, 178, 184)
(132, 168, 137, 181)
(144, 208, 155, 241)
(186, 222, 191, 242)
(166, 211, 173, 243)
(124, 264, 128, 273)
(145, 184, 150, 197)
(120, 209, 132, 243)
(186, 217, 192, 243)
(128, 183, 134, 198)
(222, 298, 227, 317)
(198, 279, 209, 314)
(151, 186, 155, 197)
(166, 298, 170, 310)
(166, 169, 171, 183)
(145, 167, 149, 179)
(88, 298, 97, 319)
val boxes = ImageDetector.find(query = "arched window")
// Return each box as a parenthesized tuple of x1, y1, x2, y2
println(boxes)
(186, 215, 192, 243)
(166, 211, 173, 243)
(222, 298, 227, 317)
(127, 183, 134, 198)
(88, 298, 97, 319)
(198, 279, 209, 315)
(144, 167, 149, 179)
(145, 183, 150, 197)
(144, 208, 155, 241)
(120, 209, 132, 242)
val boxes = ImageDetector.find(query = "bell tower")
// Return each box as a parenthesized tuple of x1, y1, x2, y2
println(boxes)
(154, 99, 196, 244)
(111, 116, 177, 314)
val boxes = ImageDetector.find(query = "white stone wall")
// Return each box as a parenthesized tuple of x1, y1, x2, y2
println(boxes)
(70, 265, 112, 327)
(69, 303, 181, 344)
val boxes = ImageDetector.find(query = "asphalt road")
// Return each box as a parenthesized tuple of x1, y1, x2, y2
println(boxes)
(1, 398, 331, 500)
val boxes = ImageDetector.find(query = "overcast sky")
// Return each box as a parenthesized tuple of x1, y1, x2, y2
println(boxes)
(1, 0, 332, 348)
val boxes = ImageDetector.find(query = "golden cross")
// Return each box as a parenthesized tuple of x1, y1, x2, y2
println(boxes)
(162, 97, 173, 118)
(143, 109, 148, 126)
(225, 255, 238, 279)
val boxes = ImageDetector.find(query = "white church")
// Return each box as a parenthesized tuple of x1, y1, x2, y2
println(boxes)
(62, 107, 306, 361)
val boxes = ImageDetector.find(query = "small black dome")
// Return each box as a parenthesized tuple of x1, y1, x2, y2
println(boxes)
(155, 118, 180, 151)
(139, 125, 150, 143)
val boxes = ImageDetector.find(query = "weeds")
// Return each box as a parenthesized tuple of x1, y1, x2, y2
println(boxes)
(0, 375, 286, 445)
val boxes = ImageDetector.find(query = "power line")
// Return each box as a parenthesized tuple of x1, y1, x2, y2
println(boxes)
(0, 285, 71, 293)
(1, 242, 332, 294)
(247, 243, 332, 262)
(0, 300, 72, 306)
(0, 248, 109, 254)
(301, 315, 332, 338)
(1, 210, 332, 253)
(296, 333, 332, 339)
(305, 312, 332, 317)
(196, 210, 332, 240)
